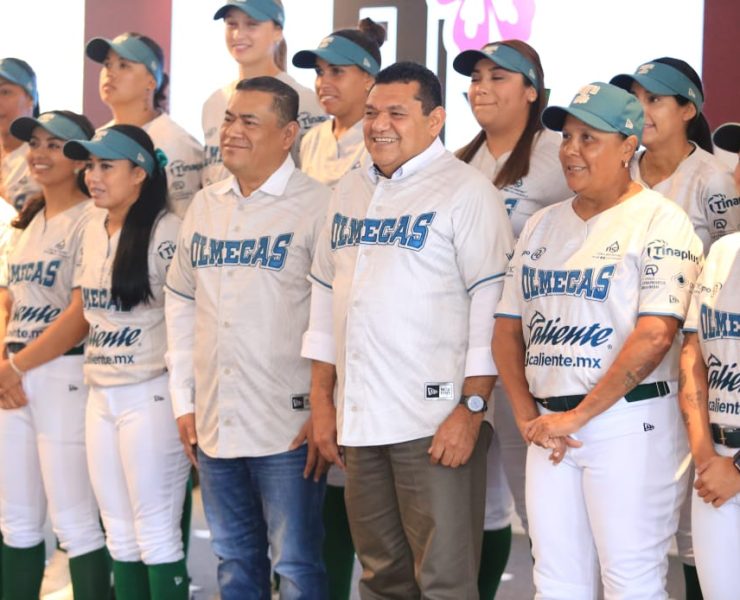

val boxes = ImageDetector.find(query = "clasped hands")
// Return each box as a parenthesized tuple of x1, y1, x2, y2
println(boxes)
(522, 409, 585, 465)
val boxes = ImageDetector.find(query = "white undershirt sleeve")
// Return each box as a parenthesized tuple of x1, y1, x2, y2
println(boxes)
(465, 282, 501, 377)
(164, 288, 196, 418)
(301, 282, 336, 365)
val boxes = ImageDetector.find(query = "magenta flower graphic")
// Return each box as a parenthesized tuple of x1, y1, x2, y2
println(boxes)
(436, 0, 536, 52)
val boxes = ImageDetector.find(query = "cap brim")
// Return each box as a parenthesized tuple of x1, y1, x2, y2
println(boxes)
(9, 117, 39, 142)
(452, 50, 490, 76)
(213, 4, 270, 21)
(542, 105, 624, 136)
(86, 38, 144, 65)
(610, 73, 676, 96)
(292, 48, 356, 69)
(713, 123, 740, 153)
(63, 139, 129, 162)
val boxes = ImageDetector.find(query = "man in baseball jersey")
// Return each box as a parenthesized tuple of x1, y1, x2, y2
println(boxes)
(165, 76, 331, 599)
(303, 62, 514, 599)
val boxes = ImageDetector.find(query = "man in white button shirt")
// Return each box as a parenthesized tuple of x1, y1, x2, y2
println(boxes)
(303, 62, 514, 599)
(164, 76, 331, 600)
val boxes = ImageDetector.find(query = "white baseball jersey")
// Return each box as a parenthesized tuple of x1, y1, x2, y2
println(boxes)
(683, 232, 740, 428)
(467, 129, 572, 238)
(307, 139, 514, 447)
(1, 143, 41, 210)
(496, 187, 703, 404)
(3, 201, 93, 346)
(142, 113, 203, 219)
(0, 199, 18, 287)
(299, 119, 366, 188)
(201, 72, 327, 187)
(165, 156, 330, 458)
(76, 210, 180, 387)
(631, 145, 740, 253)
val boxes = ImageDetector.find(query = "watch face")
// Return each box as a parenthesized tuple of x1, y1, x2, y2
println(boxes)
(467, 395, 485, 412)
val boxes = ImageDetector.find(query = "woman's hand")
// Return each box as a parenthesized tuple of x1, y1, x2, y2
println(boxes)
(694, 455, 740, 507)
(525, 410, 587, 446)
(0, 381, 28, 409)
(0, 359, 22, 391)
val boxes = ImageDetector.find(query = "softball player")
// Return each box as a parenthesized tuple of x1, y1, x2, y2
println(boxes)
(681, 231, 739, 600)
(292, 18, 385, 188)
(611, 58, 739, 254)
(291, 19, 385, 599)
(64, 125, 190, 600)
(493, 83, 703, 598)
(202, 0, 327, 186)
(85, 32, 203, 219)
(0, 58, 41, 210)
(453, 40, 572, 598)
(0, 111, 110, 600)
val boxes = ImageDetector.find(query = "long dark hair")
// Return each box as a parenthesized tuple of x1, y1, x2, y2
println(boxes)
(107, 125, 168, 311)
(653, 57, 713, 153)
(13, 111, 95, 230)
(456, 40, 546, 189)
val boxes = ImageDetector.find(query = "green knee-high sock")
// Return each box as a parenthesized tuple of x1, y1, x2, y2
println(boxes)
(113, 560, 151, 600)
(323, 484, 355, 600)
(180, 472, 194, 557)
(478, 526, 512, 600)
(2, 541, 45, 600)
(69, 547, 112, 600)
(0, 533, 4, 596)
(683, 563, 704, 600)
(148, 560, 189, 600)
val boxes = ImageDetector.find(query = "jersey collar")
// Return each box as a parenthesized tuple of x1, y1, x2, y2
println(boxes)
(227, 154, 296, 199)
(367, 137, 445, 184)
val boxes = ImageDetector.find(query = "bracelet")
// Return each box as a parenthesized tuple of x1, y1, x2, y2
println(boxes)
(8, 355, 25, 378)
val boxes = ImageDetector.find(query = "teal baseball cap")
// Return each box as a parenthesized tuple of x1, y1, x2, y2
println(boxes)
(11, 111, 90, 143)
(0, 58, 38, 106)
(453, 43, 538, 88)
(64, 127, 155, 176)
(86, 33, 164, 89)
(214, 0, 285, 27)
(542, 82, 644, 144)
(713, 123, 740, 153)
(610, 62, 704, 114)
(293, 35, 380, 76)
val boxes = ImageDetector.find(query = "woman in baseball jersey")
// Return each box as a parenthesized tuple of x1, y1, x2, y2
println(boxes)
(64, 125, 191, 600)
(0, 111, 110, 600)
(611, 59, 739, 254)
(0, 58, 42, 210)
(85, 32, 203, 219)
(453, 40, 571, 598)
(202, 0, 326, 186)
(680, 124, 740, 600)
(292, 18, 385, 189)
(494, 83, 703, 598)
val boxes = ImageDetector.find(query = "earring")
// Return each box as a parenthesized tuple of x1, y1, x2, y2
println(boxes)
(623, 159, 629, 169)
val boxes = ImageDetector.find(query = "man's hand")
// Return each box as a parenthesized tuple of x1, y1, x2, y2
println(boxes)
(176, 413, 198, 468)
(290, 414, 329, 482)
(428, 405, 484, 468)
(312, 399, 344, 469)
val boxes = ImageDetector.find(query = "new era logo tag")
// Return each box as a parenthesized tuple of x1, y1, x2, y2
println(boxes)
(643, 422, 655, 432)
(425, 383, 454, 401)
(291, 394, 310, 410)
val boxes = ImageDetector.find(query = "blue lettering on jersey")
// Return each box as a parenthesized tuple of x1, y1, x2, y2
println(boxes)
(708, 194, 740, 215)
(203, 145, 222, 167)
(707, 354, 740, 392)
(330, 212, 435, 251)
(504, 198, 519, 216)
(190, 232, 293, 271)
(87, 323, 142, 348)
(82, 288, 126, 312)
(700, 304, 740, 340)
(11, 303, 61, 324)
(9, 260, 61, 287)
(526, 311, 614, 348)
(521, 264, 615, 302)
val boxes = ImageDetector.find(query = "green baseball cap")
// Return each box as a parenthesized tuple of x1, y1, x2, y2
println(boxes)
(0, 57, 38, 106)
(86, 33, 164, 89)
(610, 62, 704, 114)
(214, 0, 285, 27)
(713, 123, 740, 153)
(542, 82, 644, 144)
(453, 43, 538, 88)
(64, 127, 155, 176)
(293, 35, 380, 76)
(11, 112, 90, 143)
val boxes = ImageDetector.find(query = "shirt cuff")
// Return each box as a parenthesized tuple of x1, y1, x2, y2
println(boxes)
(301, 330, 336, 365)
(170, 387, 195, 419)
(464, 346, 497, 377)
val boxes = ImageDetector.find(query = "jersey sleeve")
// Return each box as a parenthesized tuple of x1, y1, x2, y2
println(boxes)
(451, 182, 514, 295)
(163, 132, 204, 219)
(494, 219, 531, 319)
(703, 169, 740, 247)
(638, 205, 704, 321)
(308, 193, 336, 291)
(165, 199, 198, 300)
(150, 212, 181, 288)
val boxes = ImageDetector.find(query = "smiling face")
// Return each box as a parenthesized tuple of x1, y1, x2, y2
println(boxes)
(26, 126, 83, 188)
(84, 155, 145, 214)
(630, 82, 695, 148)
(0, 77, 34, 138)
(559, 115, 637, 202)
(223, 8, 282, 68)
(363, 81, 444, 177)
(99, 49, 156, 108)
(314, 57, 373, 120)
(468, 58, 536, 133)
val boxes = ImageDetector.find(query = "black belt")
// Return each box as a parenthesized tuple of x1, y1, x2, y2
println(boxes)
(6, 342, 84, 356)
(534, 381, 671, 412)
(711, 424, 740, 449)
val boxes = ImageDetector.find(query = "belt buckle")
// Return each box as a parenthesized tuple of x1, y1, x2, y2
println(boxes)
(541, 398, 549, 409)
(720, 427, 727, 445)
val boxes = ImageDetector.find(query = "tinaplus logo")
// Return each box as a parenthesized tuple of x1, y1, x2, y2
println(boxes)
(646, 239, 700, 264)
(708, 193, 740, 215)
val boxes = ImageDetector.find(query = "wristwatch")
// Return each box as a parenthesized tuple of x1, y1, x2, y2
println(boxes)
(459, 394, 488, 413)
(733, 450, 740, 475)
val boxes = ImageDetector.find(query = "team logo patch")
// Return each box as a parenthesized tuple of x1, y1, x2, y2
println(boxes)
(573, 84, 600, 104)
(291, 394, 311, 410)
(157, 240, 176, 261)
(319, 36, 334, 49)
(637, 63, 655, 75)
(425, 383, 454, 401)
(530, 247, 546, 260)
(39, 113, 54, 123)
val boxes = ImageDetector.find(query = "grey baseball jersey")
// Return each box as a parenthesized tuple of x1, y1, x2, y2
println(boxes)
(299, 119, 366, 188)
